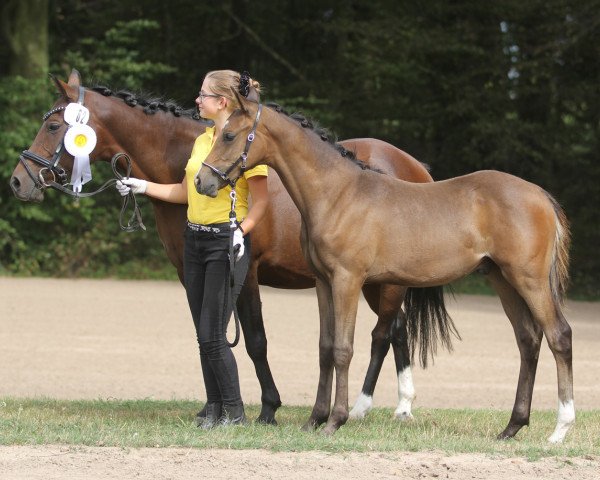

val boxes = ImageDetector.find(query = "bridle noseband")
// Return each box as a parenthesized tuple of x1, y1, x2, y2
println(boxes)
(201, 103, 263, 187)
(19, 86, 86, 190)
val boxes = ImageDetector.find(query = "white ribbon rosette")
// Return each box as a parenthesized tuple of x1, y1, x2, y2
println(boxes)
(63, 103, 96, 192)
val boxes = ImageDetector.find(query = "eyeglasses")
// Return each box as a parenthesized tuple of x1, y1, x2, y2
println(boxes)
(198, 91, 221, 102)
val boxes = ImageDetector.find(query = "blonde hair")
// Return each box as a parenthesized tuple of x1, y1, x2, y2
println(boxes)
(204, 70, 261, 109)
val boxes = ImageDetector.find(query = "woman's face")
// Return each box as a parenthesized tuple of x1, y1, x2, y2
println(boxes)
(195, 78, 223, 120)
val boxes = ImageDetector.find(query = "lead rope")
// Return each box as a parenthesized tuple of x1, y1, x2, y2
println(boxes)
(225, 188, 242, 348)
(111, 153, 146, 232)
(31, 152, 145, 232)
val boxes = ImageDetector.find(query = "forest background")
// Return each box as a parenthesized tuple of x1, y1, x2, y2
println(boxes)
(1, 0, 598, 298)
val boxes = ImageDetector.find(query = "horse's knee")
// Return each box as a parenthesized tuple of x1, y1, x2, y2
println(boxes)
(546, 322, 572, 357)
(333, 345, 353, 367)
(244, 333, 267, 360)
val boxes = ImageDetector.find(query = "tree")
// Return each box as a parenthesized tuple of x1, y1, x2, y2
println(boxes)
(1, 0, 49, 78)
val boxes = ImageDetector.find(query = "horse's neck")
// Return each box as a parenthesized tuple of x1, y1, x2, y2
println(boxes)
(95, 94, 204, 183)
(264, 110, 357, 224)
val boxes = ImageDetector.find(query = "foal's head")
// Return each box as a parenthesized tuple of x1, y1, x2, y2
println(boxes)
(195, 92, 267, 197)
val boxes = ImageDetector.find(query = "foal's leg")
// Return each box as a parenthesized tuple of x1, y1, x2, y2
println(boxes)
(236, 264, 282, 425)
(518, 284, 574, 443)
(322, 273, 364, 435)
(350, 284, 415, 421)
(302, 276, 335, 431)
(487, 267, 543, 439)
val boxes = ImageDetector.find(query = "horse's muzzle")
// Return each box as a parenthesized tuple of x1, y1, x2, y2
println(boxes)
(194, 175, 218, 198)
(10, 173, 44, 202)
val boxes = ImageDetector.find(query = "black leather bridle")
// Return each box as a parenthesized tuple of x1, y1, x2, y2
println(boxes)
(19, 86, 86, 191)
(201, 103, 263, 187)
(16, 86, 145, 231)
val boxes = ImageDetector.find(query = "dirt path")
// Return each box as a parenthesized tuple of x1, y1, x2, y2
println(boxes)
(1, 277, 599, 479)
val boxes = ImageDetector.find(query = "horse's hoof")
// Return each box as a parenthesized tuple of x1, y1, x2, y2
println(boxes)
(301, 420, 318, 432)
(321, 424, 338, 436)
(256, 415, 278, 426)
(497, 422, 524, 440)
(349, 394, 372, 420)
(394, 410, 414, 422)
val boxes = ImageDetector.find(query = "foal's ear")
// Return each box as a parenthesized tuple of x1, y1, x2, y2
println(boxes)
(231, 87, 250, 115)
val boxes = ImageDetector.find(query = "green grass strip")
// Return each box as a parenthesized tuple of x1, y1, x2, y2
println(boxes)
(1, 398, 599, 459)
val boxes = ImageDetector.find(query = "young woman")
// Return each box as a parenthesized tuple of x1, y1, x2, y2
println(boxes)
(116, 70, 269, 428)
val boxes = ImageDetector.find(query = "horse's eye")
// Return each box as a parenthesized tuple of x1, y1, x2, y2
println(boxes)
(47, 123, 61, 132)
(223, 132, 235, 142)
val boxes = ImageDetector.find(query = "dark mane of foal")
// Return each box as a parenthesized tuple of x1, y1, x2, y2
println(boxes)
(90, 85, 200, 119)
(265, 102, 384, 174)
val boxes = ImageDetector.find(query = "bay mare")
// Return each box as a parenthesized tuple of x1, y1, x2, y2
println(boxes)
(196, 93, 574, 443)
(9, 70, 450, 425)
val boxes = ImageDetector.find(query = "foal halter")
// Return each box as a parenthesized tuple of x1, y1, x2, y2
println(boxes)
(201, 103, 263, 187)
(19, 86, 87, 190)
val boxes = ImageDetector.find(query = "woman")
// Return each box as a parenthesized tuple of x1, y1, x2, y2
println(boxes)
(116, 70, 269, 428)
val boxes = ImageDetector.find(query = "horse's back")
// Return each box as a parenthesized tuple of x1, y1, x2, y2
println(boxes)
(252, 138, 433, 288)
(342, 138, 433, 183)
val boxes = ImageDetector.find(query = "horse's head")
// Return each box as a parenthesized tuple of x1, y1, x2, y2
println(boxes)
(195, 91, 267, 197)
(10, 69, 100, 202)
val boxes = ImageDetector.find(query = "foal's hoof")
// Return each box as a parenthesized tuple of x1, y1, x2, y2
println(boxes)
(497, 423, 523, 440)
(321, 423, 338, 436)
(301, 420, 319, 432)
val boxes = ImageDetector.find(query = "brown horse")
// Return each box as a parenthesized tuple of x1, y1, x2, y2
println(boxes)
(9, 70, 449, 424)
(196, 94, 574, 443)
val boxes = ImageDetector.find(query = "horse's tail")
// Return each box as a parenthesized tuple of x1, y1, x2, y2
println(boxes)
(544, 191, 571, 307)
(395, 286, 461, 368)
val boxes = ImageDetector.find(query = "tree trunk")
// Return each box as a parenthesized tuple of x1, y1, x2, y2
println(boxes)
(2, 0, 48, 78)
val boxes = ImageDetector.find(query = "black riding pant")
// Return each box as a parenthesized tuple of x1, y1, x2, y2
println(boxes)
(183, 225, 250, 407)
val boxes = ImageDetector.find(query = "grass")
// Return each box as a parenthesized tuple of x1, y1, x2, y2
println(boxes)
(1, 398, 599, 459)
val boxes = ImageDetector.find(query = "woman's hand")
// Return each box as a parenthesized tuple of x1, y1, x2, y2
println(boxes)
(116, 178, 147, 196)
(233, 228, 245, 260)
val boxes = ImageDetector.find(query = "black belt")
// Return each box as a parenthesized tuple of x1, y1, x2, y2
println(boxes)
(187, 221, 231, 233)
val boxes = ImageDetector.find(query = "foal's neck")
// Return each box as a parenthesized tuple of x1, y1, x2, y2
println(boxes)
(264, 108, 364, 223)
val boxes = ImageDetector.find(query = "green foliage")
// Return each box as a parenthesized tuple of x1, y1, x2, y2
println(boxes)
(1, 398, 599, 457)
(0, 36, 175, 278)
(61, 19, 176, 89)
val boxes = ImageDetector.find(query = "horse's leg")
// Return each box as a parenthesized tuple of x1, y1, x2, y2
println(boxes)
(517, 283, 574, 443)
(349, 284, 415, 421)
(236, 262, 282, 425)
(487, 266, 543, 439)
(302, 276, 335, 431)
(322, 273, 363, 435)
(492, 266, 574, 443)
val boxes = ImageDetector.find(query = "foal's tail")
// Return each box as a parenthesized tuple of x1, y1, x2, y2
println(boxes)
(395, 286, 461, 368)
(545, 191, 571, 307)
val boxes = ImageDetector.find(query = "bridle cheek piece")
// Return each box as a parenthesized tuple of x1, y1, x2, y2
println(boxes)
(19, 86, 87, 190)
(201, 104, 263, 187)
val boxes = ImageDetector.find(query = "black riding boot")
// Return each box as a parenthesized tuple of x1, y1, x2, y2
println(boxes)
(196, 402, 222, 430)
(218, 403, 247, 426)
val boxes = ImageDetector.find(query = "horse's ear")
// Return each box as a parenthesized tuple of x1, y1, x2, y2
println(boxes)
(231, 87, 249, 115)
(67, 68, 81, 88)
(50, 73, 68, 99)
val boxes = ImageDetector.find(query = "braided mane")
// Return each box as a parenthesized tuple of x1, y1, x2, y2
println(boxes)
(90, 85, 200, 119)
(265, 102, 383, 173)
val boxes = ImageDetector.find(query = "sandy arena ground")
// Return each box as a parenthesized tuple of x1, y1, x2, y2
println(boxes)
(1, 277, 599, 479)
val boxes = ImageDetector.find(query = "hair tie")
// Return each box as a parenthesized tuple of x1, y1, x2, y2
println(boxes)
(239, 71, 251, 98)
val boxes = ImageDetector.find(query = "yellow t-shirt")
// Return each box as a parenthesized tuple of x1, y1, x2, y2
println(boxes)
(185, 126, 268, 224)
